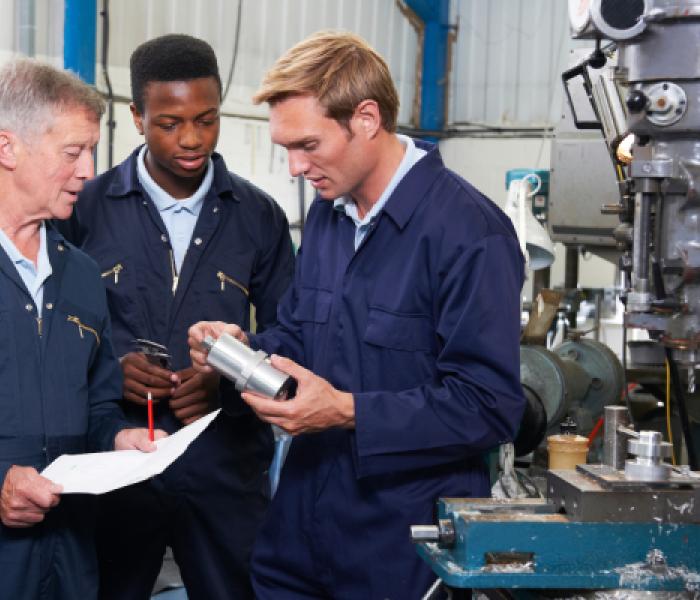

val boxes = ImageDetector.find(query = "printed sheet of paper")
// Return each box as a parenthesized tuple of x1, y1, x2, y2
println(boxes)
(41, 409, 221, 494)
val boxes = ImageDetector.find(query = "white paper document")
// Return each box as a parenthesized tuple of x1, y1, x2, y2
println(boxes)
(41, 409, 221, 494)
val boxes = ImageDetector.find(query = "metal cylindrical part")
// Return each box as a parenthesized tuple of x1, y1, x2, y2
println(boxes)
(203, 334, 293, 399)
(628, 431, 672, 460)
(624, 430, 673, 482)
(624, 458, 672, 482)
(410, 525, 439, 543)
(604, 405, 630, 469)
(632, 190, 652, 292)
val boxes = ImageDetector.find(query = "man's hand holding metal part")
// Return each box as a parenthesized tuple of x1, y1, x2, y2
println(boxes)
(243, 356, 355, 435)
(188, 322, 354, 434)
(188, 321, 249, 372)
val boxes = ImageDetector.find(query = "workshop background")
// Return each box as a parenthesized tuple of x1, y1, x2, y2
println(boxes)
(0, 0, 616, 314)
(5, 2, 700, 598)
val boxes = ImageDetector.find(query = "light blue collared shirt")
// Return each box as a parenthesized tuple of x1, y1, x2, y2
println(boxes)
(333, 134, 427, 250)
(0, 221, 52, 317)
(137, 145, 214, 273)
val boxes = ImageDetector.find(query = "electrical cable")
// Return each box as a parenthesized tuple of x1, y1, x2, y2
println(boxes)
(99, 0, 115, 169)
(665, 348, 698, 470)
(221, 0, 243, 103)
(666, 359, 676, 465)
(588, 416, 604, 446)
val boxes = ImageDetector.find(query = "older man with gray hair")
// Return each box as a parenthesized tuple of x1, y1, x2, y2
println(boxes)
(0, 58, 160, 600)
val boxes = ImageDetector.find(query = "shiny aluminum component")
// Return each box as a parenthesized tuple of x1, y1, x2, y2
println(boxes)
(625, 430, 673, 481)
(410, 519, 455, 548)
(410, 525, 439, 543)
(202, 334, 293, 400)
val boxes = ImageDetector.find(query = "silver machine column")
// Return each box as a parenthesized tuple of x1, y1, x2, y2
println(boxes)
(411, 3, 700, 597)
(615, 7, 700, 371)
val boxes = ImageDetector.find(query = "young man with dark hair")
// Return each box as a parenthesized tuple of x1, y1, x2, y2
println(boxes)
(60, 34, 294, 600)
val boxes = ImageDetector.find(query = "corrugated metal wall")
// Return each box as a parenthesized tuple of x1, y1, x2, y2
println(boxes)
(450, 0, 571, 127)
(0, 0, 64, 64)
(98, 0, 419, 125)
(0, 0, 577, 129)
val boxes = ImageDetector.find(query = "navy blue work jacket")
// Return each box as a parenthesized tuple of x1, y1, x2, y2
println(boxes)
(249, 143, 526, 597)
(0, 225, 127, 600)
(60, 149, 295, 430)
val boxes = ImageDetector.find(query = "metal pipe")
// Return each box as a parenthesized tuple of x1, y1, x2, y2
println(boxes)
(100, 0, 115, 169)
(404, 0, 451, 141)
(64, 0, 97, 83)
(632, 189, 653, 293)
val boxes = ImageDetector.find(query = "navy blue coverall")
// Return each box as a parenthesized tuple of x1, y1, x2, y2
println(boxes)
(60, 148, 295, 599)
(0, 225, 127, 600)
(248, 143, 526, 599)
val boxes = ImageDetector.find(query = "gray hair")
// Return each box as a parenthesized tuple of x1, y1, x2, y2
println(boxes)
(0, 58, 105, 138)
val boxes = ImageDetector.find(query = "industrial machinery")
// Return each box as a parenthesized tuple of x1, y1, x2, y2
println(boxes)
(561, 0, 700, 469)
(521, 338, 623, 440)
(414, 1, 700, 596)
(413, 407, 700, 598)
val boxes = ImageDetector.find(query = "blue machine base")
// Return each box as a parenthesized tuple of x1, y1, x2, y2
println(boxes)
(416, 500, 700, 592)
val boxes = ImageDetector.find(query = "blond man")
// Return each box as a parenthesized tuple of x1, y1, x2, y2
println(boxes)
(189, 31, 525, 599)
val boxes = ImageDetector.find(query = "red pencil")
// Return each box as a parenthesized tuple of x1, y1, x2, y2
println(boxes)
(147, 391, 154, 442)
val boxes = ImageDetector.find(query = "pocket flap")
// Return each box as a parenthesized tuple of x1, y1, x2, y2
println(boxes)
(294, 287, 332, 323)
(364, 308, 434, 351)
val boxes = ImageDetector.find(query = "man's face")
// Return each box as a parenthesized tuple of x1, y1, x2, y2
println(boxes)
(131, 77, 220, 196)
(13, 107, 100, 221)
(269, 95, 371, 201)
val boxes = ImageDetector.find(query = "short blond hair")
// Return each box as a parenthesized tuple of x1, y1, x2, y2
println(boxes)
(253, 30, 399, 133)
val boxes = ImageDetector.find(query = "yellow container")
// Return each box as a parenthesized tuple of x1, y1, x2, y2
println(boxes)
(547, 434, 589, 470)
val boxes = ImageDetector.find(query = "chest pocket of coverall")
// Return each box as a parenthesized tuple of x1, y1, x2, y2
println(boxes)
(98, 253, 138, 322)
(362, 307, 437, 390)
(293, 287, 332, 364)
(201, 251, 252, 323)
(55, 299, 101, 429)
(294, 287, 332, 324)
(364, 307, 434, 352)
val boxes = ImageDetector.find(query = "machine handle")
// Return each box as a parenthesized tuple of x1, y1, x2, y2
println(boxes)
(562, 62, 603, 131)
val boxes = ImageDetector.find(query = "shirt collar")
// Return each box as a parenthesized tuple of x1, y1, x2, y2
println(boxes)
(0, 220, 52, 279)
(333, 134, 427, 226)
(106, 146, 235, 201)
(136, 145, 212, 216)
(379, 139, 444, 230)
